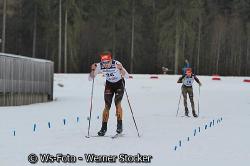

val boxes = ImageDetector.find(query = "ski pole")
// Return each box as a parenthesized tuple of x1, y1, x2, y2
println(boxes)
(198, 85, 200, 116)
(86, 78, 95, 138)
(122, 81, 140, 137)
(176, 91, 182, 117)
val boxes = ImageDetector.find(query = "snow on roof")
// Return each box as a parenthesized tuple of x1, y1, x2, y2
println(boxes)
(0, 52, 53, 63)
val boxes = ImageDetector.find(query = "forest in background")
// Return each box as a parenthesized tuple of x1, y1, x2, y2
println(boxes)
(0, 0, 250, 75)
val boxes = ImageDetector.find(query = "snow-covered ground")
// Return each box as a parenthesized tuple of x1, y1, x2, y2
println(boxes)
(0, 74, 250, 166)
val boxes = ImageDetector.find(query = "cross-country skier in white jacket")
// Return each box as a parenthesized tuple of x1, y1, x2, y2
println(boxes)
(89, 51, 129, 136)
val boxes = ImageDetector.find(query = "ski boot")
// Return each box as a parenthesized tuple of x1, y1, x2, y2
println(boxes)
(116, 120, 123, 134)
(192, 110, 198, 118)
(98, 122, 107, 136)
(185, 107, 189, 117)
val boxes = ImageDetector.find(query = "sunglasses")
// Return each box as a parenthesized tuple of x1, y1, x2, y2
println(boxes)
(102, 61, 110, 65)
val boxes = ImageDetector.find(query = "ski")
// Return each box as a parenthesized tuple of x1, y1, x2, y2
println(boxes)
(179, 115, 200, 118)
(180, 115, 190, 118)
(85, 133, 124, 139)
(85, 135, 110, 138)
(111, 133, 124, 139)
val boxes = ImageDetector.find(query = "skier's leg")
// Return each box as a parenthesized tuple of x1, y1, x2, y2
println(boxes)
(114, 84, 124, 133)
(98, 86, 114, 136)
(188, 87, 197, 117)
(115, 102, 123, 133)
(182, 86, 189, 116)
(115, 102, 123, 121)
(115, 88, 124, 120)
(103, 86, 114, 122)
(102, 106, 110, 123)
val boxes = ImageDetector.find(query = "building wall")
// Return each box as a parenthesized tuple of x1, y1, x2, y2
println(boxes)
(0, 53, 54, 106)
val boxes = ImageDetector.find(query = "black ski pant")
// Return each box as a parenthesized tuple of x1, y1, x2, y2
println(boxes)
(102, 79, 125, 122)
(182, 85, 195, 112)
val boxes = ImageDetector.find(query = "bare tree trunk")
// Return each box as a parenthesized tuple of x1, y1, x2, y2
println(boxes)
(215, 32, 221, 74)
(58, 0, 62, 72)
(2, 0, 7, 52)
(174, 8, 180, 74)
(70, 48, 78, 72)
(45, 1, 49, 60)
(32, 4, 37, 58)
(238, 40, 242, 75)
(230, 45, 234, 75)
(152, 0, 155, 22)
(64, 7, 68, 73)
(112, 17, 116, 59)
(130, 0, 135, 73)
(230, 37, 233, 74)
(197, 15, 202, 74)
(45, 35, 49, 59)
(246, 35, 249, 75)
(182, 25, 186, 62)
(69, 48, 75, 71)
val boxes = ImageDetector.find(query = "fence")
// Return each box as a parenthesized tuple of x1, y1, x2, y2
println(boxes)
(0, 53, 54, 106)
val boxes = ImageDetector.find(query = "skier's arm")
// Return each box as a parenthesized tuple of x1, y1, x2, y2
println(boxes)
(194, 75, 202, 86)
(88, 63, 101, 81)
(177, 75, 185, 83)
(116, 62, 129, 79)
